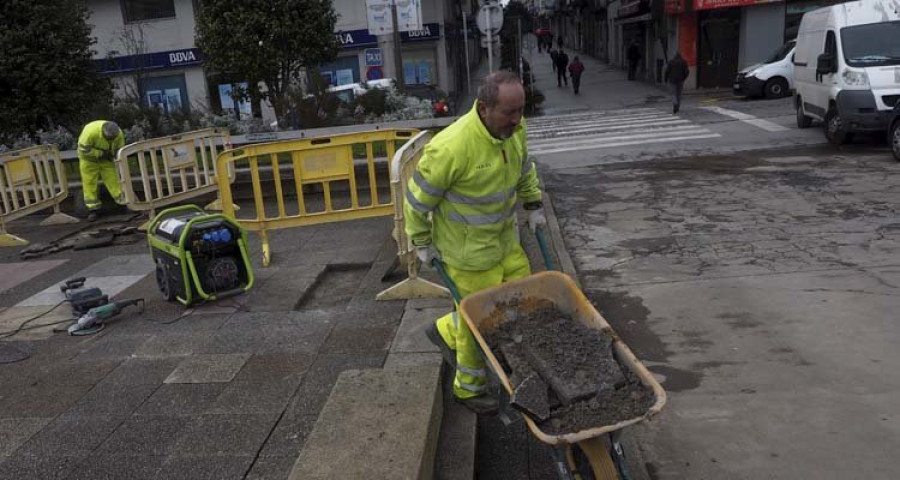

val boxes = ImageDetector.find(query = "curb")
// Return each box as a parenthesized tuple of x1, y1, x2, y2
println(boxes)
(541, 191, 580, 287)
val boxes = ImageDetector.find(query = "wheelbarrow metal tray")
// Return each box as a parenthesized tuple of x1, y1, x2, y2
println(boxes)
(458, 271, 667, 445)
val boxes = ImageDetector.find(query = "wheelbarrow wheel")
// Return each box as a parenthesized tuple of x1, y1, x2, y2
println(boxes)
(566, 437, 618, 480)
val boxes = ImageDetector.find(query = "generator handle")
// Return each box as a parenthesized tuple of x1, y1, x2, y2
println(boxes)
(147, 205, 205, 233)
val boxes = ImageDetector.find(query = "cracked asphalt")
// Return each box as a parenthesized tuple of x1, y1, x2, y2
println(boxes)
(542, 145, 900, 479)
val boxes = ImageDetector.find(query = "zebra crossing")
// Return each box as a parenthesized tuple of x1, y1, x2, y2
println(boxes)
(526, 108, 721, 156)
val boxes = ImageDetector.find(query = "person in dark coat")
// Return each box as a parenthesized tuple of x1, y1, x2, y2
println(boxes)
(664, 51, 690, 114)
(627, 40, 641, 81)
(557, 35, 564, 50)
(568, 56, 585, 94)
(550, 48, 558, 72)
(555, 49, 569, 87)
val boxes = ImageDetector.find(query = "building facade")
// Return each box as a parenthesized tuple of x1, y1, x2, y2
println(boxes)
(87, 0, 473, 123)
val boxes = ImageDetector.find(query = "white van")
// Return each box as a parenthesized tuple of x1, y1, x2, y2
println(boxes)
(793, 0, 900, 145)
(734, 40, 796, 99)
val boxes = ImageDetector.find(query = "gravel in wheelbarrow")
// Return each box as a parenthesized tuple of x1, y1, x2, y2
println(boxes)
(485, 298, 655, 436)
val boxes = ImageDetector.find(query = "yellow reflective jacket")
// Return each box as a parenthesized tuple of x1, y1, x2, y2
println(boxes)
(404, 102, 542, 271)
(77, 120, 125, 163)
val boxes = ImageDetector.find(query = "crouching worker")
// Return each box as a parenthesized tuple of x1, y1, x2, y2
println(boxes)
(404, 71, 546, 413)
(77, 120, 126, 221)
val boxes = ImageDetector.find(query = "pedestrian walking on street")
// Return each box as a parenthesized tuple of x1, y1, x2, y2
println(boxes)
(664, 51, 690, 114)
(407, 71, 545, 414)
(555, 49, 569, 87)
(557, 35, 564, 50)
(550, 48, 558, 72)
(627, 40, 641, 81)
(568, 56, 585, 94)
(77, 120, 126, 221)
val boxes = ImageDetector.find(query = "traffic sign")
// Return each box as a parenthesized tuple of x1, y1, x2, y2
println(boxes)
(365, 48, 383, 66)
(476, 4, 503, 35)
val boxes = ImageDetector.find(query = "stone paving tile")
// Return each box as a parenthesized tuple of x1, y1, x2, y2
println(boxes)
(65, 454, 167, 480)
(170, 413, 280, 457)
(206, 380, 299, 415)
(156, 456, 254, 480)
(390, 306, 445, 354)
(0, 455, 81, 480)
(16, 414, 127, 457)
(240, 267, 324, 312)
(71, 334, 151, 360)
(0, 418, 51, 456)
(135, 383, 227, 416)
(257, 413, 318, 458)
(285, 353, 386, 416)
(245, 455, 298, 480)
(196, 327, 272, 354)
(36, 358, 122, 386)
(101, 357, 181, 385)
(133, 334, 207, 357)
(335, 301, 406, 328)
(321, 324, 397, 354)
(0, 384, 93, 419)
(66, 382, 158, 416)
(384, 352, 443, 369)
(0, 260, 68, 295)
(260, 325, 335, 355)
(95, 415, 187, 456)
(164, 353, 250, 383)
(74, 254, 154, 277)
(231, 352, 314, 384)
(0, 360, 50, 389)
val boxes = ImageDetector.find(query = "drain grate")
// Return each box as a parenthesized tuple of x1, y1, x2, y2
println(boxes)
(295, 263, 371, 309)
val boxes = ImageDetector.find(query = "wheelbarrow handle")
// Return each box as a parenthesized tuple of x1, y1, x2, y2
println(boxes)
(536, 228, 556, 272)
(431, 258, 463, 304)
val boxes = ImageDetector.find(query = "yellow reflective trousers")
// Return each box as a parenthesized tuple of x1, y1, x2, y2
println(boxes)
(435, 244, 531, 399)
(79, 160, 124, 210)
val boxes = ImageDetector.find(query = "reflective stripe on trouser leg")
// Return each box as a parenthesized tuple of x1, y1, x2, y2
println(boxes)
(444, 243, 532, 399)
(98, 161, 125, 205)
(79, 160, 101, 210)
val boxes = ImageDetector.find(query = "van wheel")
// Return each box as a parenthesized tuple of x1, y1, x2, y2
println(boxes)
(796, 101, 812, 129)
(891, 120, 900, 161)
(824, 108, 848, 145)
(765, 78, 788, 99)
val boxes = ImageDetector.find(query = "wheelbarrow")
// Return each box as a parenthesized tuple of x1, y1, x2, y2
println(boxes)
(432, 230, 667, 479)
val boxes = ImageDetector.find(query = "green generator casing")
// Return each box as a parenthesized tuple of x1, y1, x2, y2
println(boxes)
(147, 205, 254, 306)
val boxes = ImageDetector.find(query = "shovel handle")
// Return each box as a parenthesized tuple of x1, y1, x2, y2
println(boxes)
(431, 258, 463, 304)
(536, 229, 556, 271)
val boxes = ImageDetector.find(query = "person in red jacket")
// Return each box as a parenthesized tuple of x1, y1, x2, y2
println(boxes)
(568, 56, 585, 94)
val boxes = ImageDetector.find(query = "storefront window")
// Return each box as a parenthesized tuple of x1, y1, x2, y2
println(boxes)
(218, 82, 252, 119)
(402, 59, 436, 85)
(141, 74, 188, 114)
(318, 56, 361, 86)
(121, 0, 176, 23)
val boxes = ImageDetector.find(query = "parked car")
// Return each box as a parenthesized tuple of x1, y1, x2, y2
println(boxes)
(324, 78, 397, 104)
(733, 40, 796, 99)
(793, 0, 900, 145)
(889, 103, 900, 160)
(406, 85, 454, 116)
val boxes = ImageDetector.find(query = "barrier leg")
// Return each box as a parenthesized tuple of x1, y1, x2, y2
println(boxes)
(261, 229, 271, 267)
(0, 232, 29, 247)
(205, 197, 240, 212)
(376, 254, 450, 301)
(40, 206, 79, 226)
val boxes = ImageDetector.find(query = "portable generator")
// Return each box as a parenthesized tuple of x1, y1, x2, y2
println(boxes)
(147, 205, 254, 307)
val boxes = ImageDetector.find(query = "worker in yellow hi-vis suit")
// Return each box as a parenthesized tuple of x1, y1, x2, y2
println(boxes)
(404, 71, 546, 413)
(77, 120, 126, 221)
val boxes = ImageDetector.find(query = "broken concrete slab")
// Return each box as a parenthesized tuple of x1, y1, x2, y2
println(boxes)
(511, 373, 551, 422)
(164, 353, 250, 384)
(289, 366, 442, 480)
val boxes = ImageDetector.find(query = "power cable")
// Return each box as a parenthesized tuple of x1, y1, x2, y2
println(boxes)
(0, 301, 69, 339)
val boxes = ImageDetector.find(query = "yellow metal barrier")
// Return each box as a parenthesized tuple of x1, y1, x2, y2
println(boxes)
(376, 130, 449, 301)
(117, 128, 234, 221)
(0, 145, 78, 246)
(216, 129, 417, 266)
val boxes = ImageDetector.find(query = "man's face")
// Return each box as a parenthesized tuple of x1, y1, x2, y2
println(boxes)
(479, 83, 526, 140)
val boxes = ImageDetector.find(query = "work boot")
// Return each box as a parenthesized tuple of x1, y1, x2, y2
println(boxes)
(456, 395, 499, 415)
(425, 322, 456, 369)
(87, 211, 98, 222)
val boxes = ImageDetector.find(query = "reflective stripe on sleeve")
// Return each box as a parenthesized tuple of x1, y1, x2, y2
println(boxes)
(405, 189, 436, 213)
(413, 171, 445, 198)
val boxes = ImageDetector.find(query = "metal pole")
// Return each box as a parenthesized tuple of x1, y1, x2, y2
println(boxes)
(462, 0, 471, 93)
(486, 7, 493, 74)
(517, 17, 523, 79)
(391, 0, 405, 93)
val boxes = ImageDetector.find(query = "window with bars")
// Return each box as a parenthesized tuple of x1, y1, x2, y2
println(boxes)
(122, 0, 176, 23)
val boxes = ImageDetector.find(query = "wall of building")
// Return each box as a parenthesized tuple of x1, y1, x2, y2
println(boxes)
(738, 3, 786, 69)
(89, 0, 196, 57)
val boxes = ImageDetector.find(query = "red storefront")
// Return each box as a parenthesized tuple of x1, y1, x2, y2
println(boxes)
(667, 0, 785, 88)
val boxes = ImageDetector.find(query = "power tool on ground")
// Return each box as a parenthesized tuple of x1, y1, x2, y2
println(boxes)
(147, 205, 254, 307)
(68, 299, 144, 335)
(60, 277, 108, 316)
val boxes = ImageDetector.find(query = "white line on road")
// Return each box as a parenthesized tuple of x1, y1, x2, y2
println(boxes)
(529, 119, 691, 139)
(701, 106, 789, 132)
(527, 112, 666, 129)
(529, 125, 711, 148)
(531, 133, 723, 156)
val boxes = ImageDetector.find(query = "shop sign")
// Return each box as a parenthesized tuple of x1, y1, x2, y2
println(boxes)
(335, 29, 379, 49)
(400, 23, 441, 42)
(94, 48, 204, 74)
(695, 0, 782, 11)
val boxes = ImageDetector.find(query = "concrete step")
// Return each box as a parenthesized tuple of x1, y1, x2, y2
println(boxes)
(288, 365, 442, 480)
